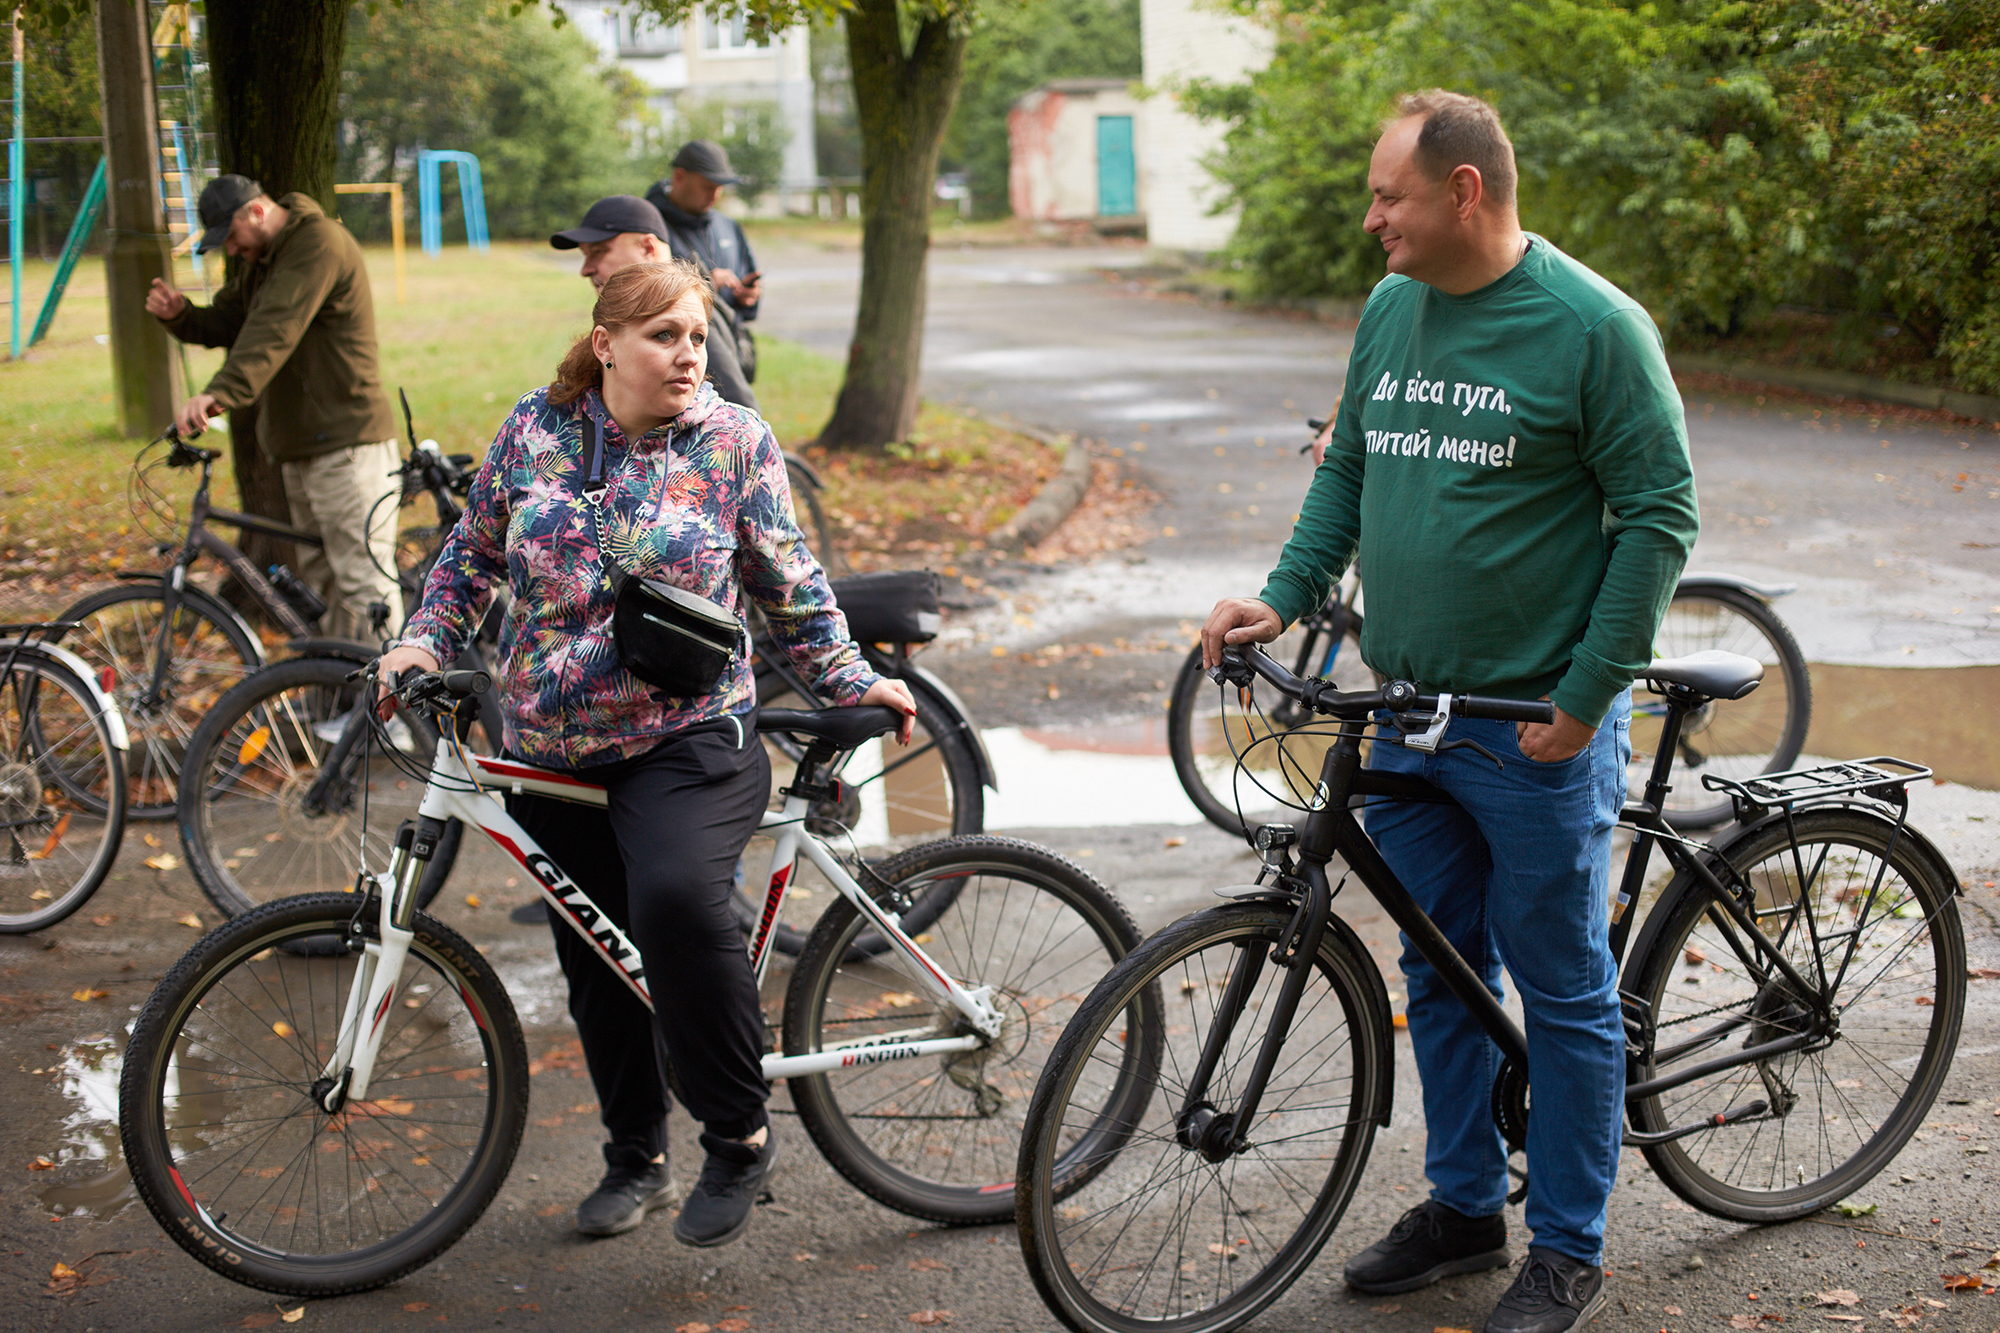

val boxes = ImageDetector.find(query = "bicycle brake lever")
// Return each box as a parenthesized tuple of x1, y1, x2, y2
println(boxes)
(1437, 736, 1505, 770)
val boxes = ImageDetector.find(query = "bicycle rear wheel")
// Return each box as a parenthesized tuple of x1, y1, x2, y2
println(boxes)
(1017, 902, 1393, 1333)
(0, 657, 126, 933)
(120, 893, 528, 1295)
(177, 657, 465, 918)
(1625, 807, 1963, 1222)
(783, 837, 1153, 1224)
(1168, 606, 1376, 838)
(1637, 587, 1812, 829)
(52, 584, 261, 819)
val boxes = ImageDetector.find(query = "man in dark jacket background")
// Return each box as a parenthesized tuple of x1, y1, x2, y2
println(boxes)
(145, 174, 402, 641)
(645, 140, 762, 385)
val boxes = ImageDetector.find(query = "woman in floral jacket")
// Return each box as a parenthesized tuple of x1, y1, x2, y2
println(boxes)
(379, 260, 914, 1248)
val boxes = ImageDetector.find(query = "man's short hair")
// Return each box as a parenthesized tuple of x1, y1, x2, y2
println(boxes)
(1391, 90, 1517, 208)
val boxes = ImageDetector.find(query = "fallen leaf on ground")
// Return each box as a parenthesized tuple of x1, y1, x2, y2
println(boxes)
(1835, 1201, 1877, 1217)
(907, 1315, 952, 1327)
(1969, 967, 2000, 979)
(1392, 1014, 1409, 1029)
(1817, 1290, 1861, 1306)
(879, 991, 920, 1008)
(271, 1021, 294, 1038)
(1728, 1316, 1762, 1329)
(402, 1303, 430, 1312)
(71, 988, 107, 1002)
(1434, 1327, 1474, 1333)
(674, 1324, 711, 1333)
(1663, 1306, 1683, 1316)
(464, 894, 482, 909)
(91, 914, 114, 927)
(852, 1263, 878, 1272)
(1941, 1272, 1985, 1290)
(239, 1316, 278, 1330)
(279, 1308, 304, 1322)
(1826, 1317, 1865, 1324)
(1164, 836, 1186, 848)
(145, 853, 181, 872)
(175, 912, 203, 928)
(715, 1322, 750, 1332)
(909, 1256, 947, 1271)
(29, 1156, 56, 1170)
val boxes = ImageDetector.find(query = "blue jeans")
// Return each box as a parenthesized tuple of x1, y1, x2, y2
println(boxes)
(1363, 691, 1631, 1263)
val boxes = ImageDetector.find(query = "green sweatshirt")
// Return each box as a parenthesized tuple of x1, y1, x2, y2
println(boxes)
(162, 194, 397, 463)
(1260, 236, 1699, 726)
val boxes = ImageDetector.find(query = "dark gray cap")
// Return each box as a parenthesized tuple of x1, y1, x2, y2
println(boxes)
(671, 140, 740, 185)
(550, 195, 670, 249)
(195, 174, 265, 254)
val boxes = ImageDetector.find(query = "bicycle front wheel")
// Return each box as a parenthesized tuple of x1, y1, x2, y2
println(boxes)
(1168, 609, 1376, 838)
(1638, 587, 1812, 829)
(1626, 807, 1964, 1222)
(783, 836, 1152, 1224)
(1017, 902, 1393, 1333)
(177, 657, 464, 918)
(52, 584, 261, 819)
(0, 657, 126, 933)
(119, 893, 530, 1296)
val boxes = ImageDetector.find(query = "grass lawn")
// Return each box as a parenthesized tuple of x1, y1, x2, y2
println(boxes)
(1, 240, 1062, 618)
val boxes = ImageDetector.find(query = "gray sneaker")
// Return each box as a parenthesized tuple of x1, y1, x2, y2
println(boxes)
(1484, 1246, 1606, 1333)
(575, 1143, 672, 1238)
(1343, 1199, 1509, 1294)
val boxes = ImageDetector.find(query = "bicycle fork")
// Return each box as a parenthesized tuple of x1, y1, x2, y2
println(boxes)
(315, 820, 431, 1112)
(1174, 861, 1335, 1161)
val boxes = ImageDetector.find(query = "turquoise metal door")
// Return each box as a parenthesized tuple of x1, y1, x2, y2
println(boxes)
(1096, 115, 1136, 217)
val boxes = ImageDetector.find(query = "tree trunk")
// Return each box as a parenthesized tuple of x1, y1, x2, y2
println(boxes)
(203, 0, 350, 576)
(817, 0, 969, 450)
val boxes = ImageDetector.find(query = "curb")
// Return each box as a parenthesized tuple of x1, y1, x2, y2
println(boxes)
(972, 414, 1096, 554)
(1669, 352, 2000, 425)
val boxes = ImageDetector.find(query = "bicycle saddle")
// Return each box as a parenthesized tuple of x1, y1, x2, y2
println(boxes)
(757, 705, 905, 749)
(1641, 650, 1764, 701)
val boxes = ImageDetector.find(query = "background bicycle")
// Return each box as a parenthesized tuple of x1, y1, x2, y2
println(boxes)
(0, 626, 129, 933)
(123, 670, 1150, 1297)
(1019, 644, 1961, 1333)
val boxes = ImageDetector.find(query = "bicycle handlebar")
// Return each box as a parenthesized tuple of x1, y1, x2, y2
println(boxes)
(1211, 645, 1554, 725)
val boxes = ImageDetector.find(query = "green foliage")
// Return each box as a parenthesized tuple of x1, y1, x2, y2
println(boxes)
(671, 98, 792, 204)
(1193, 0, 2000, 391)
(340, 0, 656, 240)
(940, 0, 1142, 216)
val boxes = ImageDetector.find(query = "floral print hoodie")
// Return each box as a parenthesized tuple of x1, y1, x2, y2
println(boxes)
(399, 382, 877, 768)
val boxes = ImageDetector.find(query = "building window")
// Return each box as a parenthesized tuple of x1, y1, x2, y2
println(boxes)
(618, 10, 683, 55)
(701, 9, 763, 51)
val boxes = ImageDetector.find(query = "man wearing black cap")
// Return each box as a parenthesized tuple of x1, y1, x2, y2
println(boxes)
(645, 141, 762, 382)
(551, 193, 758, 411)
(144, 174, 402, 642)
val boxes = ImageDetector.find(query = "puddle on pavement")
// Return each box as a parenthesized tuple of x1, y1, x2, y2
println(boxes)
(37, 1030, 136, 1220)
(1806, 664, 1999, 789)
(983, 722, 1204, 828)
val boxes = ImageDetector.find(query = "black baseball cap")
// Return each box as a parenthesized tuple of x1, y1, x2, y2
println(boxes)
(550, 195, 671, 250)
(671, 140, 740, 185)
(195, 174, 265, 254)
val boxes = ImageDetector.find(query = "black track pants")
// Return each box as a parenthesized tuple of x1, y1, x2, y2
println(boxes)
(507, 714, 772, 1151)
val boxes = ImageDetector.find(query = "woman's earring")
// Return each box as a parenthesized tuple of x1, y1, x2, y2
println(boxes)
(604, 360, 614, 370)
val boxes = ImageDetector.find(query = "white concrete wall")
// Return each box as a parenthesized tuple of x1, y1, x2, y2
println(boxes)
(1009, 84, 1144, 222)
(1140, 0, 1271, 252)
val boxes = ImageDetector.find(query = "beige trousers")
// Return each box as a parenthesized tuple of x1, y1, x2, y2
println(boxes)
(280, 438, 404, 644)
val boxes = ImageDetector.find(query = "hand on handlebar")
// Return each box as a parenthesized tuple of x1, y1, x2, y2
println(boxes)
(174, 393, 223, 440)
(374, 644, 442, 718)
(1515, 701, 1595, 763)
(1200, 598, 1284, 670)
(857, 678, 917, 746)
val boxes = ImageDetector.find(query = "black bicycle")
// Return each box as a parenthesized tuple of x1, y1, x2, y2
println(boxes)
(1019, 644, 1962, 1333)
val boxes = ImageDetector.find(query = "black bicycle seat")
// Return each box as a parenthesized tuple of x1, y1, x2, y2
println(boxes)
(1642, 650, 1764, 701)
(757, 706, 904, 749)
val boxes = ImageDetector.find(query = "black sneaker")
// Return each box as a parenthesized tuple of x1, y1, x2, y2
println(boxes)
(672, 1129, 778, 1248)
(574, 1143, 672, 1237)
(1343, 1200, 1509, 1294)
(1484, 1246, 1606, 1333)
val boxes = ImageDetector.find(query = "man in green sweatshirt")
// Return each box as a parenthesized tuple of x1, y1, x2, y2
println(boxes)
(1201, 92, 1698, 1333)
(146, 174, 402, 642)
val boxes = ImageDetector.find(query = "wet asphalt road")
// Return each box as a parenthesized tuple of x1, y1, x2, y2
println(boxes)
(5, 237, 1999, 1332)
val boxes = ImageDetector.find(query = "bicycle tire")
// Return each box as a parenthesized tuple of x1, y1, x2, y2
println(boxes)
(51, 583, 261, 820)
(119, 893, 529, 1296)
(1625, 807, 1963, 1222)
(784, 454, 840, 575)
(177, 657, 465, 918)
(1167, 607, 1377, 838)
(1640, 587, 1813, 829)
(1017, 900, 1394, 1333)
(783, 836, 1153, 1224)
(743, 672, 984, 955)
(0, 657, 127, 933)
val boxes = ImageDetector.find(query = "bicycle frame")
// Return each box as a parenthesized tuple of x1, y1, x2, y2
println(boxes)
(316, 732, 1005, 1109)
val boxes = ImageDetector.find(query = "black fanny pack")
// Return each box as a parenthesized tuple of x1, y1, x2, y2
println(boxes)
(582, 413, 745, 697)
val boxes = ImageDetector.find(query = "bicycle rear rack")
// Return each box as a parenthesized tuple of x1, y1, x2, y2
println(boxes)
(1702, 757, 1931, 810)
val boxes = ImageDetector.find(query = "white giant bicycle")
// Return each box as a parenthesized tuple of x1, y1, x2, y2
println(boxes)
(121, 667, 1160, 1297)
